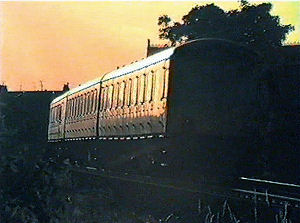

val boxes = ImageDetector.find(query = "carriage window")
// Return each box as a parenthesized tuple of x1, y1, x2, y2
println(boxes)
(94, 89, 98, 112)
(53, 107, 56, 122)
(81, 95, 84, 115)
(78, 95, 82, 116)
(143, 74, 147, 103)
(55, 106, 58, 122)
(84, 94, 87, 115)
(65, 102, 68, 118)
(151, 71, 156, 101)
(99, 88, 102, 111)
(57, 106, 61, 122)
(106, 86, 110, 110)
(58, 106, 60, 121)
(90, 91, 94, 113)
(100, 87, 105, 111)
(69, 100, 72, 118)
(135, 76, 141, 104)
(60, 105, 62, 121)
(73, 98, 76, 116)
(79, 96, 82, 116)
(113, 83, 119, 108)
(78, 98, 80, 115)
(77, 96, 80, 116)
(89, 93, 92, 113)
(123, 81, 127, 107)
(90, 91, 93, 113)
(136, 75, 141, 104)
(57, 106, 59, 122)
(162, 67, 168, 100)
(74, 97, 77, 117)
(126, 79, 132, 106)
(74, 98, 77, 117)
(82, 95, 85, 115)
(69, 99, 72, 117)
(77, 97, 80, 116)
(55, 107, 58, 122)
(52, 107, 55, 122)
(66, 101, 70, 118)
(82, 94, 86, 115)
(99, 88, 103, 111)
(73, 98, 76, 117)
(86, 93, 90, 114)
(69, 99, 72, 118)
(119, 81, 125, 107)
(108, 85, 114, 109)
(57, 106, 60, 122)
(156, 69, 164, 100)
(57, 107, 59, 121)
(135, 76, 139, 105)
(138, 74, 145, 104)
(84, 93, 88, 114)
(61, 103, 63, 121)
(54, 106, 56, 122)
(55, 107, 57, 122)
(74, 98, 76, 116)
(146, 71, 154, 102)
(131, 77, 138, 105)
(103, 87, 107, 110)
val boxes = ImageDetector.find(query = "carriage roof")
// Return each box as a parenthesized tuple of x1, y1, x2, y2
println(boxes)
(51, 46, 175, 104)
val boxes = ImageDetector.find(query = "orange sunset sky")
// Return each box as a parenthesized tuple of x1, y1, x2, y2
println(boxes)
(0, 1, 299, 91)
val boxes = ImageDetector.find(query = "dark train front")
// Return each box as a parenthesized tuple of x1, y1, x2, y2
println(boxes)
(48, 39, 297, 185)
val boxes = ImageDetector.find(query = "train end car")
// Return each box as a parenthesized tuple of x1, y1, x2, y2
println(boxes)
(48, 93, 68, 141)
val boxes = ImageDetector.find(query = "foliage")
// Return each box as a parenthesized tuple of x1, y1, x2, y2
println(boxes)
(0, 91, 68, 222)
(0, 115, 66, 223)
(0, 92, 53, 146)
(0, 148, 66, 223)
(158, 1, 294, 52)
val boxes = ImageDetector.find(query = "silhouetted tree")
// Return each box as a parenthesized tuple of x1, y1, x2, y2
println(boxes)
(159, 1, 300, 183)
(158, 1, 294, 53)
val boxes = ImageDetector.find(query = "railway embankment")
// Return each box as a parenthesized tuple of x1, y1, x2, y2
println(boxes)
(54, 165, 300, 223)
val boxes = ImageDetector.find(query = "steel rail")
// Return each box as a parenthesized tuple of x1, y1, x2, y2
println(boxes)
(240, 177, 300, 188)
(68, 165, 300, 209)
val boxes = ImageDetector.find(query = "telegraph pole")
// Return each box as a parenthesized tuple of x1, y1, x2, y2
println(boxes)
(39, 80, 44, 91)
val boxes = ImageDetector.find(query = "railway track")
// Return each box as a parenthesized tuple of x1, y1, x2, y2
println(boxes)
(68, 165, 300, 210)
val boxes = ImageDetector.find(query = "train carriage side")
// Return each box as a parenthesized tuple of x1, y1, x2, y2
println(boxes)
(64, 82, 101, 140)
(166, 39, 264, 180)
(98, 49, 173, 139)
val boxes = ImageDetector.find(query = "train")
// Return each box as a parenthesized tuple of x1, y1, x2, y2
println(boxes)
(48, 38, 299, 184)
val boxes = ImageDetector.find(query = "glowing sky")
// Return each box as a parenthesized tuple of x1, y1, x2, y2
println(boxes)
(0, 1, 299, 91)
